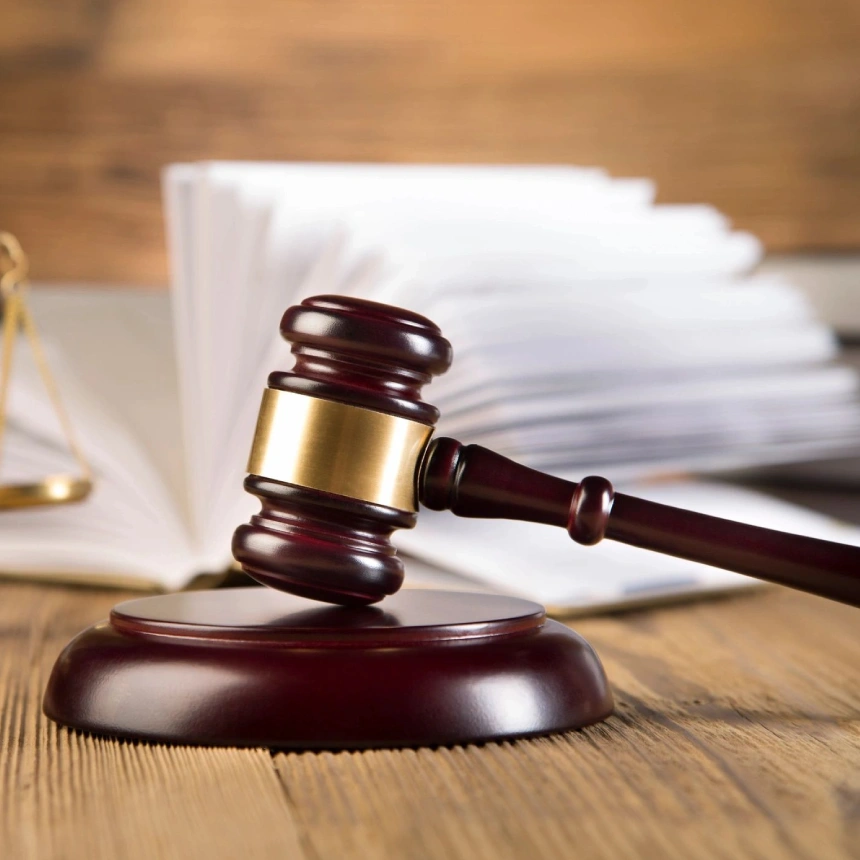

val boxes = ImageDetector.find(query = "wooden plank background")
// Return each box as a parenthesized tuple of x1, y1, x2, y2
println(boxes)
(1, 0, 860, 284)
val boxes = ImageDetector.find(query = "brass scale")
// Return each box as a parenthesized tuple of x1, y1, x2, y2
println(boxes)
(0, 232, 92, 509)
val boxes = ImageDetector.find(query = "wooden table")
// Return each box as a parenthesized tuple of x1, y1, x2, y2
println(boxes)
(1, 580, 857, 859)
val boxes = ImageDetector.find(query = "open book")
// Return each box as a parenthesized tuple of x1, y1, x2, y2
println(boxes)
(3, 162, 860, 612)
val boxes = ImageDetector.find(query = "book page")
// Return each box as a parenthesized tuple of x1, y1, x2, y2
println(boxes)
(395, 481, 860, 612)
(160, 162, 860, 607)
(0, 288, 198, 588)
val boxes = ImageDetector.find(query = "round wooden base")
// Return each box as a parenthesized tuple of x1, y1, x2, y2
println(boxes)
(43, 588, 613, 749)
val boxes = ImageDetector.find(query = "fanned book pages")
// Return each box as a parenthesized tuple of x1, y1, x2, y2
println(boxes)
(2, 162, 860, 612)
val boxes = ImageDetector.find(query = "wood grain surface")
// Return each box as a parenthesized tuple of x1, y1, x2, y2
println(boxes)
(1, 580, 858, 859)
(2, 0, 860, 283)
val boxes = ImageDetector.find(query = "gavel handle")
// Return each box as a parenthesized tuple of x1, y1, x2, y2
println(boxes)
(420, 438, 860, 608)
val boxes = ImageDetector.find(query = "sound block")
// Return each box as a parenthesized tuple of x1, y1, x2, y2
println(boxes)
(43, 588, 613, 749)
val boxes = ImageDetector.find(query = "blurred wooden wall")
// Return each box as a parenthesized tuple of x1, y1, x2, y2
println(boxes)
(2, 0, 859, 284)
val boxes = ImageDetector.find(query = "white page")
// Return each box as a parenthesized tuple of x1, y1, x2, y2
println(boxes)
(395, 481, 860, 611)
(164, 164, 207, 547)
(0, 288, 196, 586)
(339, 211, 761, 300)
(160, 161, 860, 608)
(167, 163, 658, 566)
(0, 422, 194, 584)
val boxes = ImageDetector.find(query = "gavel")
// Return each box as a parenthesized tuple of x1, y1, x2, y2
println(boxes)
(233, 294, 860, 609)
(42, 292, 860, 749)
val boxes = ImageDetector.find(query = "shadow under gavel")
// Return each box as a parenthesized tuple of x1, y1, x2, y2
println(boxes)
(233, 294, 860, 609)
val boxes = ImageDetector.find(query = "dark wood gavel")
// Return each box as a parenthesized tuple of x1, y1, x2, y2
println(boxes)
(233, 295, 860, 609)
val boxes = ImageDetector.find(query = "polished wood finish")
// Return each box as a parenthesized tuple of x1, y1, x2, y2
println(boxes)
(43, 587, 613, 748)
(235, 480, 415, 603)
(237, 296, 860, 609)
(234, 295, 452, 604)
(4, 580, 859, 858)
(45, 297, 611, 750)
(272, 296, 452, 423)
(423, 439, 860, 608)
(4, 0, 860, 283)
(42, 294, 860, 755)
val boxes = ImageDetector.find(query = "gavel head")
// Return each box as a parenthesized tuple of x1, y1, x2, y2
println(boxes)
(232, 295, 453, 606)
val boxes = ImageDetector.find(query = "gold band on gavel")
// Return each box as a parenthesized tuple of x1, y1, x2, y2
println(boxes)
(246, 389, 434, 511)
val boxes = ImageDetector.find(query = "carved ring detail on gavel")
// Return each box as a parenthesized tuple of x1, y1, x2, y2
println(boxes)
(232, 295, 860, 609)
